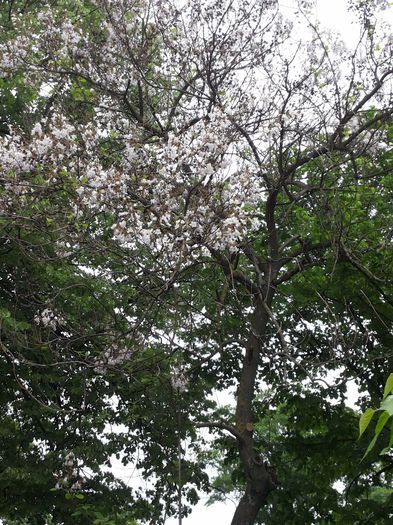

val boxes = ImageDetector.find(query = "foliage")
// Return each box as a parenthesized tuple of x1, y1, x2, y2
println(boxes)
(207, 390, 393, 524)
(359, 373, 393, 457)
(0, 0, 392, 524)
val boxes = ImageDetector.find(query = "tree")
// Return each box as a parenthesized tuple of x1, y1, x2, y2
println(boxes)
(208, 389, 393, 524)
(0, 0, 393, 524)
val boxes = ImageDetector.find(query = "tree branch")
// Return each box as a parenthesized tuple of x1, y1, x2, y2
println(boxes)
(195, 421, 244, 442)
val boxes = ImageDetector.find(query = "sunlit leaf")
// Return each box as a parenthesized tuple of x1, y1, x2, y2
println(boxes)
(359, 408, 375, 438)
(383, 373, 393, 399)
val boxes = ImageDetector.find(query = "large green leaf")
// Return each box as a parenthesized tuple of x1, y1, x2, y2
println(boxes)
(359, 408, 375, 438)
(383, 373, 393, 399)
(362, 434, 379, 459)
(374, 411, 391, 438)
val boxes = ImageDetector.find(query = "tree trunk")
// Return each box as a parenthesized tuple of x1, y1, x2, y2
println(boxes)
(231, 469, 274, 525)
(231, 293, 277, 525)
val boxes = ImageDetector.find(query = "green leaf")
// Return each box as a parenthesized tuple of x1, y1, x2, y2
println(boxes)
(380, 395, 393, 416)
(359, 408, 375, 438)
(363, 411, 392, 459)
(362, 433, 378, 459)
(374, 411, 390, 438)
(383, 374, 393, 399)
(388, 418, 393, 448)
(0, 307, 11, 319)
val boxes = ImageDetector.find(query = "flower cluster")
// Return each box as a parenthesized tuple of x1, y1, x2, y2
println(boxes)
(54, 451, 86, 492)
(170, 366, 188, 392)
(0, 0, 391, 270)
(94, 337, 141, 374)
(33, 308, 65, 330)
(74, 108, 263, 260)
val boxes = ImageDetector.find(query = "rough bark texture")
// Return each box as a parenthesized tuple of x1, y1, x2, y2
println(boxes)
(231, 294, 277, 525)
(231, 190, 281, 525)
(231, 475, 273, 525)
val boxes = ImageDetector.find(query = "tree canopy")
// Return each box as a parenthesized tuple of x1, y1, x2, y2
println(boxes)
(0, 0, 392, 524)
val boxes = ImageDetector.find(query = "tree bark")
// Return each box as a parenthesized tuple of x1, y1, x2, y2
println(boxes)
(231, 471, 274, 525)
(231, 293, 277, 525)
